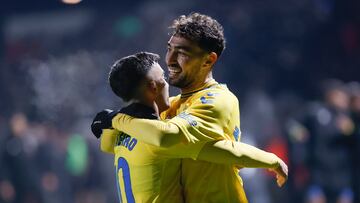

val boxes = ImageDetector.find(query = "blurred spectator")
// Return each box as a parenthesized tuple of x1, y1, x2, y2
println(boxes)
(1, 113, 43, 202)
(348, 82, 360, 203)
(290, 79, 355, 203)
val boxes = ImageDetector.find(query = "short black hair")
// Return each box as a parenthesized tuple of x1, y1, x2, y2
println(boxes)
(169, 12, 226, 57)
(108, 52, 160, 101)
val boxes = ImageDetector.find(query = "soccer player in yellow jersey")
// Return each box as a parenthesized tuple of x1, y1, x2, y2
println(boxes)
(92, 52, 287, 203)
(97, 13, 289, 202)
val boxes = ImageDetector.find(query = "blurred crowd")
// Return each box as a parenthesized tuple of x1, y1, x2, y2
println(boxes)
(238, 79, 360, 203)
(286, 80, 360, 203)
(1, 0, 359, 202)
(0, 112, 117, 203)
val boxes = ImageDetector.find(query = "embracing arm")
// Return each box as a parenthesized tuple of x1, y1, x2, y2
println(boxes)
(197, 140, 288, 187)
(112, 114, 182, 147)
(198, 140, 279, 167)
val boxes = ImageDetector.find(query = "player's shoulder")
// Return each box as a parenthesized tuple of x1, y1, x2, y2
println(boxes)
(190, 83, 238, 109)
(216, 83, 239, 102)
(194, 83, 238, 101)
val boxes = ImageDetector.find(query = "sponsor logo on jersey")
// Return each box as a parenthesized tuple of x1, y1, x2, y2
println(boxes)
(200, 96, 214, 104)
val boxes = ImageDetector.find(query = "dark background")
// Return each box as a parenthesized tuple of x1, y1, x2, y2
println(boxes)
(0, 0, 359, 202)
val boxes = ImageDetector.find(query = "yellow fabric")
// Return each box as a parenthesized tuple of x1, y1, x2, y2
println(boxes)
(164, 82, 248, 203)
(113, 132, 180, 203)
(198, 140, 280, 168)
(112, 114, 182, 147)
(113, 132, 210, 203)
(100, 129, 117, 154)
(105, 123, 206, 202)
(109, 114, 280, 202)
(110, 81, 255, 202)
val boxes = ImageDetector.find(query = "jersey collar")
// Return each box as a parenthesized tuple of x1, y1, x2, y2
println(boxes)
(180, 79, 218, 98)
(120, 103, 158, 119)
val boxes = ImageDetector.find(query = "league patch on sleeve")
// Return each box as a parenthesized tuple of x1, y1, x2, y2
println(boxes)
(178, 112, 198, 126)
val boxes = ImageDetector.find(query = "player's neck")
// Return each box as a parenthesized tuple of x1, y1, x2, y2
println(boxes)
(181, 73, 215, 94)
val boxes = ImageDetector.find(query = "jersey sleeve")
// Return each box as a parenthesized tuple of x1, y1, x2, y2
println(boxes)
(155, 142, 208, 160)
(112, 114, 182, 147)
(100, 129, 118, 154)
(196, 140, 281, 168)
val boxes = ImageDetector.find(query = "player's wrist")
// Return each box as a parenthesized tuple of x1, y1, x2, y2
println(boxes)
(268, 153, 281, 169)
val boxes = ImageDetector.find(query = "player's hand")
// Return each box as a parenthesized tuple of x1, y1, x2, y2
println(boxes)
(269, 158, 288, 187)
(91, 109, 119, 139)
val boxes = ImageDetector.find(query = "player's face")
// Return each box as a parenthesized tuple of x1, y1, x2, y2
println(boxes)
(147, 62, 170, 113)
(166, 35, 209, 88)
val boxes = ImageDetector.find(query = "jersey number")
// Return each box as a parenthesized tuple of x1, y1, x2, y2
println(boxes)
(116, 157, 135, 203)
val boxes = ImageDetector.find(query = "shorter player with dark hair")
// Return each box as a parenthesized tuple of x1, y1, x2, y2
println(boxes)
(108, 52, 169, 113)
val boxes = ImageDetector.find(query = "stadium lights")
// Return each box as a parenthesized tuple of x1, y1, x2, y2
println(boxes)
(62, 0, 82, 4)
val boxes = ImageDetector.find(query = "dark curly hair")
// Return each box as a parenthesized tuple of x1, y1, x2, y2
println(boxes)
(108, 52, 160, 102)
(169, 12, 226, 57)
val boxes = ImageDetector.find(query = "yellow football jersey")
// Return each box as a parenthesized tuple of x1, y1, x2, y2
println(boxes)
(113, 134, 208, 203)
(110, 80, 248, 202)
(162, 79, 248, 203)
(103, 104, 206, 203)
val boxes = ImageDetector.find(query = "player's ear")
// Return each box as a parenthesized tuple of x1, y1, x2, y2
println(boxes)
(203, 52, 217, 68)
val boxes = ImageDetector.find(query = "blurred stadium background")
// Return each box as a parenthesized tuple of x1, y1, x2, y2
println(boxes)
(0, 0, 359, 202)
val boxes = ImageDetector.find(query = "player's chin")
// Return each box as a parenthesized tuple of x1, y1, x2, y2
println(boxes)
(168, 77, 178, 86)
(169, 75, 186, 86)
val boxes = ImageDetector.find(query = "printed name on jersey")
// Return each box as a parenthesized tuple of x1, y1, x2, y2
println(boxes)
(115, 132, 138, 151)
(178, 112, 197, 126)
